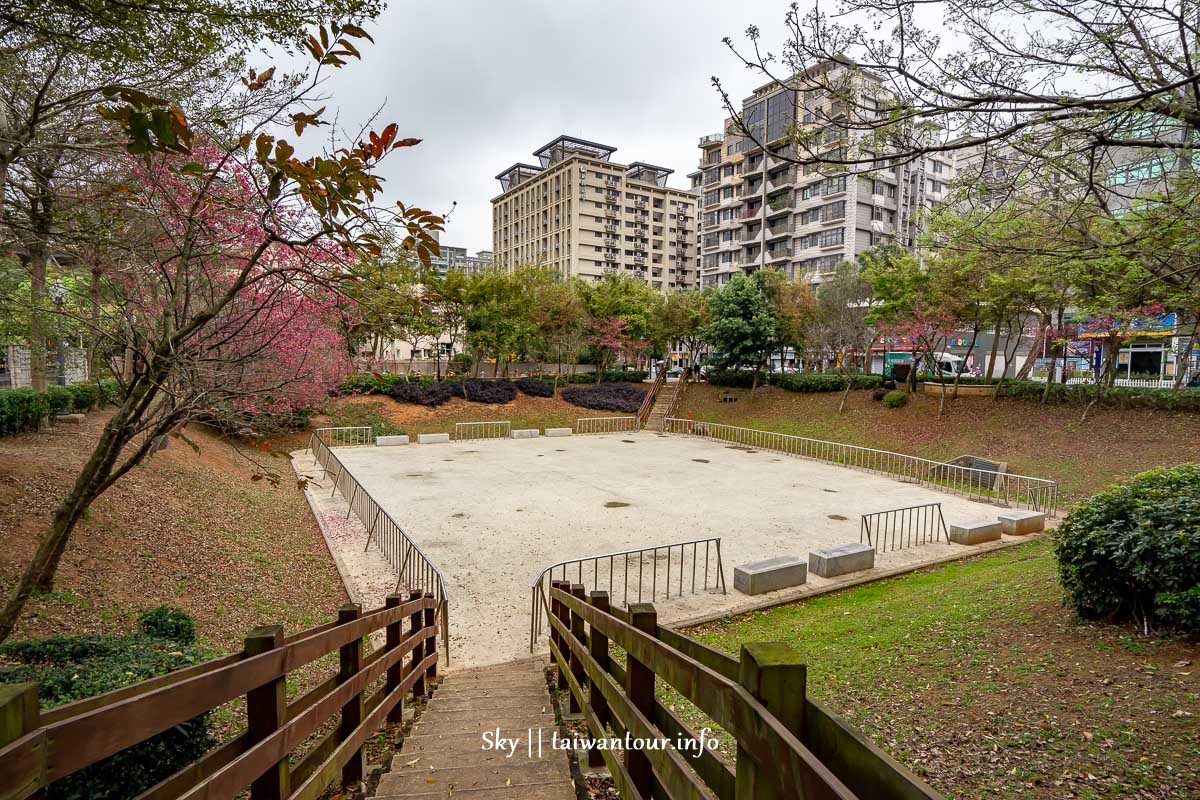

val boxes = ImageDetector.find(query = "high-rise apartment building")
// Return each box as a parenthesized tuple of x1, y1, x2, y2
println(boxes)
(432, 246, 495, 277)
(492, 136, 698, 292)
(695, 62, 954, 287)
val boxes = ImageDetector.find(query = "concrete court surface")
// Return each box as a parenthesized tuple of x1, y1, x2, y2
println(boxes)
(329, 432, 1016, 668)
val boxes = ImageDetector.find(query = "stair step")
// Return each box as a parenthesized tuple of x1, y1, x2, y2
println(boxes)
(413, 713, 555, 738)
(375, 779, 574, 799)
(427, 697, 552, 714)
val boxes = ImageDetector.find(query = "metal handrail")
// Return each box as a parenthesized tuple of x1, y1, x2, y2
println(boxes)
(861, 502, 948, 552)
(311, 426, 374, 449)
(529, 536, 726, 652)
(575, 416, 638, 434)
(637, 367, 668, 428)
(309, 430, 451, 660)
(453, 420, 511, 441)
(657, 366, 690, 431)
(664, 418, 1058, 516)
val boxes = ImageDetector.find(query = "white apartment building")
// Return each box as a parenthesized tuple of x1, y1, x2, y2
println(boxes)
(492, 136, 698, 293)
(695, 63, 955, 287)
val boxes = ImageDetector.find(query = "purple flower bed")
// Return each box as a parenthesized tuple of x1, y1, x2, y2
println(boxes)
(561, 382, 646, 413)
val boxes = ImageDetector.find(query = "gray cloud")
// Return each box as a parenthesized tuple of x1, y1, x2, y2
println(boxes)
(316, 0, 795, 251)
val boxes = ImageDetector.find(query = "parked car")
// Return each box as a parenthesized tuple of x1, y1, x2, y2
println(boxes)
(665, 366, 684, 378)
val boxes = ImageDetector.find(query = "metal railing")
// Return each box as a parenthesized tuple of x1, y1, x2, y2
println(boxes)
(664, 418, 1058, 515)
(861, 502, 947, 553)
(636, 368, 667, 428)
(530, 537, 725, 651)
(656, 366, 690, 431)
(575, 416, 639, 434)
(309, 430, 451, 659)
(453, 420, 511, 441)
(312, 425, 374, 449)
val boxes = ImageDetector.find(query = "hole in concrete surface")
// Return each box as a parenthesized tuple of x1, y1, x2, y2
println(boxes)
(823, 488, 838, 493)
(726, 445, 751, 451)
(405, 473, 424, 477)
(692, 459, 710, 463)
(621, 439, 636, 444)
(556, 449, 565, 452)
(604, 501, 631, 508)
(828, 514, 848, 520)
(451, 512, 466, 518)
(443, 459, 454, 462)
(745, 450, 758, 454)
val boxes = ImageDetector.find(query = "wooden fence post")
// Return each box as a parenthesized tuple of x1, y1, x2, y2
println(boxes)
(338, 604, 364, 789)
(551, 580, 569, 690)
(626, 603, 657, 798)
(735, 642, 807, 800)
(409, 590, 426, 700)
(422, 591, 438, 687)
(244, 625, 289, 800)
(587, 591, 611, 769)
(384, 594, 405, 725)
(0, 683, 43, 799)
(568, 584, 587, 715)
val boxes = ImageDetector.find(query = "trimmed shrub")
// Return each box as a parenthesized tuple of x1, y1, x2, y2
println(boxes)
(0, 609, 214, 800)
(388, 379, 463, 407)
(137, 604, 196, 644)
(461, 379, 517, 404)
(0, 388, 50, 435)
(337, 373, 405, 396)
(448, 353, 474, 374)
(45, 385, 73, 415)
(67, 384, 100, 412)
(566, 369, 648, 385)
(773, 372, 883, 392)
(882, 390, 908, 409)
(98, 379, 122, 405)
(1054, 463, 1200, 632)
(515, 377, 555, 398)
(561, 382, 647, 413)
(703, 368, 759, 388)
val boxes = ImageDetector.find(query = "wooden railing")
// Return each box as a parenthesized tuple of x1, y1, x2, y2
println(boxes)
(0, 594, 440, 800)
(658, 366, 690, 430)
(636, 368, 668, 429)
(542, 582, 943, 800)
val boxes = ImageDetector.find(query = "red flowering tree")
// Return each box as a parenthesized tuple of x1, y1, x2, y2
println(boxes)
(588, 317, 647, 379)
(0, 25, 443, 642)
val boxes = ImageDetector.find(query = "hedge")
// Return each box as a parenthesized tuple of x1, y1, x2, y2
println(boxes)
(705, 369, 882, 392)
(561, 382, 646, 413)
(0, 606, 214, 800)
(515, 377, 555, 398)
(1054, 463, 1200, 632)
(0, 387, 50, 435)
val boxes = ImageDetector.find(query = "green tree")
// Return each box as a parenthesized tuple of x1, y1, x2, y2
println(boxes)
(657, 288, 711, 373)
(702, 272, 777, 397)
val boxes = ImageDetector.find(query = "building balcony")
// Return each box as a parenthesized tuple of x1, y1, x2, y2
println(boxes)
(699, 133, 723, 147)
(765, 223, 792, 240)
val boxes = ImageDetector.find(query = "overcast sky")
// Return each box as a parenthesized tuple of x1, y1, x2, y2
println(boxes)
(315, 0, 803, 252)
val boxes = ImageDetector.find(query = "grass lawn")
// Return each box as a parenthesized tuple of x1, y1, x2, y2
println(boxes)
(679, 384, 1200, 502)
(680, 538, 1199, 800)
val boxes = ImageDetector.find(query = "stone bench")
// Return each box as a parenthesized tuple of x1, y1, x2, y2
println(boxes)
(997, 510, 1045, 536)
(416, 433, 450, 445)
(54, 413, 86, 425)
(734, 556, 807, 596)
(544, 427, 572, 437)
(948, 519, 1002, 545)
(376, 435, 409, 446)
(809, 543, 875, 578)
(509, 428, 539, 439)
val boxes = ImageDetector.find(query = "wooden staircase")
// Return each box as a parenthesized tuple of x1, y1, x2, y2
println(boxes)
(643, 381, 677, 431)
(372, 658, 573, 799)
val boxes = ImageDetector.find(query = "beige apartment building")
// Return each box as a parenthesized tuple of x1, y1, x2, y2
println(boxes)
(492, 136, 698, 292)
(694, 62, 955, 287)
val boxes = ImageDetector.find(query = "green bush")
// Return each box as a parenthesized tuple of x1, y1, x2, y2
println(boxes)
(911, 376, 1200, 412)
(137, 604, 196, 644)
(45, 385, 72, 414)
(0, 388, 50, 435)
(0, 609, 214, 800)
(882, 390, 908, 409)
(448, 353, 474, 374)
(66, 384, 100, 412)
(1054, 463, 1200, 632)
(324, 401, 404, 437)
(336, 372, 405, 395)
(706, 369, 883, 392)
(98, 379, 122, 404)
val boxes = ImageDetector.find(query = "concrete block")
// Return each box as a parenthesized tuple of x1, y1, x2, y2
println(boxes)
(733, 556, 807, 596)
(376, 435, 409, 446)
(997, 510, 1045, 536)
(948, 519, 1002, 545)
(809, 542, 875, 578)
(416, 433, 450, 444)
(544, 427, 572, 437)
(54, 413, 86, 424)
(509, 428, 539, 439)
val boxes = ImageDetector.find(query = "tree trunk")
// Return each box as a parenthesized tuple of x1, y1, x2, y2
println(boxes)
(838, 368, 852, 413)
(984, 319, 1001, 385)
(1175, 316, 1199, 389)
(0, 399, 139, 640)
(89, 265, 103, 385)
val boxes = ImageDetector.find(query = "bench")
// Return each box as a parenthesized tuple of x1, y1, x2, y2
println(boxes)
(997, 510, 1045, 536)
(947, 519, 1002, 545)
(416, 433, 450, 444)
(808, 543, 875, 578)
(544, 427, 572, 437)
(509, 428, 539, 439)
(376, 435, 410, 446)
(733, 556, 807, 595)
(720, 392, 739, 403)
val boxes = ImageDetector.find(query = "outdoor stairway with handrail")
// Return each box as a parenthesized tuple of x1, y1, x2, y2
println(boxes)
(643, 367, 689, 432)
(372, 658, 573, 799)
